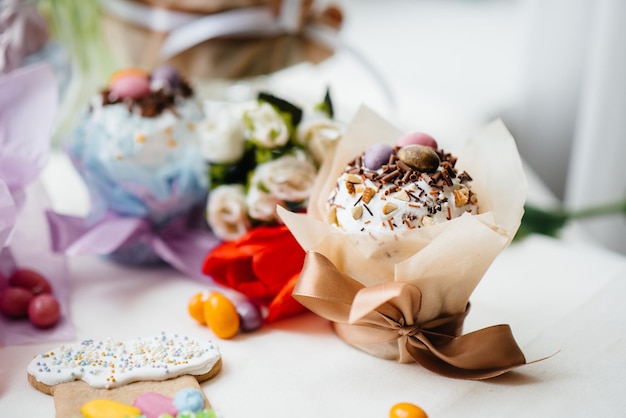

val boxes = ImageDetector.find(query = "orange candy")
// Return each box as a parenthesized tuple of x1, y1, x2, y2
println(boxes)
(187, 292, 206, 325)
(389, 402, 428, 418)
(203, 292, 240, 339)
(109, 68, 149, 84)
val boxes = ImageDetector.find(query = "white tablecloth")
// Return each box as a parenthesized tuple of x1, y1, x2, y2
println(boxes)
(1, 154, 626, 417)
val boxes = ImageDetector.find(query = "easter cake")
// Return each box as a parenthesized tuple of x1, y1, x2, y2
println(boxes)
(66, 66, 209, 265)
(68, 66, 207, 225)
(27, 333, 222, 417)
(327, 132, 479, 233)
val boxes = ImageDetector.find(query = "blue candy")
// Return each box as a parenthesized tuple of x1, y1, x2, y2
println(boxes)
(173, 388, 204, 413)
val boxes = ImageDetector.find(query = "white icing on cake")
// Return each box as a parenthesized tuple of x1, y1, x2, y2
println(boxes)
(27, 333, 221, 389)
(328, 148, 478, 233)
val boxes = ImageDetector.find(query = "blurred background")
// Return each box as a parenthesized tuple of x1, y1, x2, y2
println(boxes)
(3, 0, 625, 254)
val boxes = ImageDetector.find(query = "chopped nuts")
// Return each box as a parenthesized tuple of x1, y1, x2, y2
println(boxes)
(345, 174, 363, 184)
(421, 215, 435, 226)
(382, 202, 398, 215)
(345, 181, 356, 195)
(352, 205, 363, 220)
(453, 186, 470, 207)
(393, 189, 410, 201)
(362, 187, 376, 203)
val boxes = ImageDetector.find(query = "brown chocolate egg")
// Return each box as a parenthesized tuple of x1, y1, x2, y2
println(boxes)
(397, 144, 440, 172)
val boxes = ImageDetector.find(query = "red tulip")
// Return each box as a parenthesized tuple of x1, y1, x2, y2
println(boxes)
(203, 225, 307, 322)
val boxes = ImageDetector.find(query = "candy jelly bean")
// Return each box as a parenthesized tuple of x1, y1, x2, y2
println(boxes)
(81, 399, 142, 418)
(9, 268, 52, 294)
(28, 293, 60, 328)
(173, 387, 204, 413)
(203, 292, 240, 339)
(188, 292, 207, 325)
(133, 392, 178, 418)
(389, 402, 428, 418)
(0, 287, 33, 318)
(236, 300, 263, 332)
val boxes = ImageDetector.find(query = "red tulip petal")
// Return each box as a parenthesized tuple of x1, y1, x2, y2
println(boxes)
(266, 272, 308, 323)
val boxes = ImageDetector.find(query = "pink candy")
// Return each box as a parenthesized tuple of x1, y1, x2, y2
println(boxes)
(396, 132, 438, 149)
(133, 392, 178, 418)
(110, 75, 150, 99)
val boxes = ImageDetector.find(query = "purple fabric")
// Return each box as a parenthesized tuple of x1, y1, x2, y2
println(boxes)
(0, 63, 74, 346)
(46, 211, 222, 283)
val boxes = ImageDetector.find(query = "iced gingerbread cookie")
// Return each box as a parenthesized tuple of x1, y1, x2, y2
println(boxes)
(27, 333, 222, 418)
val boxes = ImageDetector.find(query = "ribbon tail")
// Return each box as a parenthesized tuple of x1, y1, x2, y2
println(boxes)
(407, 325, 527, 380)
(46, 211, 145, 255)
(151, 229, 221, 282)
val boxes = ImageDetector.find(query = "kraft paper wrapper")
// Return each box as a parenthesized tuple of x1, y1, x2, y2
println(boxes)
(102, 0, 336, 80)
(137, 0, 295, 15)
(279, 106, 527, 347)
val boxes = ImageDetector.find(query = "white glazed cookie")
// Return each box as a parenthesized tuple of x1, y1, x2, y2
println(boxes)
(27, 333, 221, 392)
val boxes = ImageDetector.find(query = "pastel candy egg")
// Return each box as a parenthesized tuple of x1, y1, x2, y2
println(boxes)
(237, 300, 263, 332)
(203, 292, 240, 339)
(389, 402, 428, 418)
(109, 68, 148, 83)
(133, 392, 177, 418)
(151, 64, 182, 89)
(109, 68, 150, 99)
(80, 399, 142, 418)
(363, 143, 395, 170)
(396, 132, 438, 149)
(173, 387, 204, 413)
(397, 144, 440, 173)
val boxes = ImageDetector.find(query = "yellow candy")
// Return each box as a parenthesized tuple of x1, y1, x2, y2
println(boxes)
(188, 292, 207, 325)
(203, 292, 240, 339)
(389, 402, 428, 418)
(80, 399, 141, 418)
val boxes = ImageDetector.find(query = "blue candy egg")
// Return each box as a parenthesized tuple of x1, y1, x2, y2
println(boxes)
(173, 387, 204, 413)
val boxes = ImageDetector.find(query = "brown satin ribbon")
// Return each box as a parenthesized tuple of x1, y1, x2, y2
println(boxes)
(292, 251, 527, 380)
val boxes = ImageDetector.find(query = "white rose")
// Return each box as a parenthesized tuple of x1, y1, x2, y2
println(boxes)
(249, 153, 317, 203)
(200, 105, 245, 163)
(296, 116, 343, 164)
(207, 184, 250, 241)
(243, 102, 289, 148)
(246, 187, 283, 223)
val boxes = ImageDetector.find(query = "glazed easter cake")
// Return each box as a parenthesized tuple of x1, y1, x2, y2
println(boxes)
(27, 333, 222, 417)
(67, 66, 209, 265)
(327, 132, 479, 233)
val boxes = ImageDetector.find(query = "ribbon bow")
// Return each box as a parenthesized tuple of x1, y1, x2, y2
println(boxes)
(293, 251, 527, 380)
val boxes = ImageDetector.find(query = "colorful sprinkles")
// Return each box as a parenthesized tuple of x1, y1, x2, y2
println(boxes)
(27, 333, 221, 389)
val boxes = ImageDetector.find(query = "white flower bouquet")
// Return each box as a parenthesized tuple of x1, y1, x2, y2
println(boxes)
(202, 90, 343, 241)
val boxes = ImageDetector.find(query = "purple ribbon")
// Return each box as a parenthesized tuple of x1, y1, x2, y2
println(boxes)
(46, 210, 222, 283)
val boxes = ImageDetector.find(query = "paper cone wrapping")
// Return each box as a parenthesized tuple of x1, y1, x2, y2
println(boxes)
(102, 0, 340, 80)
(279, 106, 527, 363)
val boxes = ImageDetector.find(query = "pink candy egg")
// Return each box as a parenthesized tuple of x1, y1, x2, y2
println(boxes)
(396, 132, 438, 149)
(134, 392, 178, 418)
(110, 75, 150, 99)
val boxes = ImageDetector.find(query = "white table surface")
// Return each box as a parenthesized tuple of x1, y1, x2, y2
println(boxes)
(1, 150, 626, 418)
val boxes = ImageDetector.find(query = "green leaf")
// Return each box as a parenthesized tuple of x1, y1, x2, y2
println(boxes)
(314, 87, 334, 118)
(513, 205, 569, 242)
(257, 92, 303, 126)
